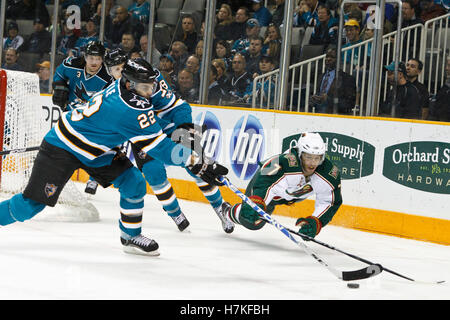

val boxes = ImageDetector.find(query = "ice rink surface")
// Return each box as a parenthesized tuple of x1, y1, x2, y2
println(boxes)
(0, 183, 448, 301)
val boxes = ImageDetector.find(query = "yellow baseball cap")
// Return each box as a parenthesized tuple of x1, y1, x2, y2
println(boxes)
(344, 19, 360, 28)
(36, 61, 50, 69)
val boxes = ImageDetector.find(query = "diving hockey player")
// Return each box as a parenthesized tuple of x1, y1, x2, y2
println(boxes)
(222, 132, 342, 239)
(0, 58, 228, 256)
(104, 49, 234, 233)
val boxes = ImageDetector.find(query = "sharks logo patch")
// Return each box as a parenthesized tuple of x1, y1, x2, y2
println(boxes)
(74, 82, 95, 102)
(45, 183, 58, 198)
(129, 94, 151, 109)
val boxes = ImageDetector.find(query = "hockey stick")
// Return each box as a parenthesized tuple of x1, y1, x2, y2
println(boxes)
(218, 176, 382, 282)
(0, 146, 40, 156)
(284, 226, 445, 285)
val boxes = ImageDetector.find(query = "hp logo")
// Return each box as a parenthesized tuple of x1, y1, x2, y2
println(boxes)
(194, 111, 222, 161)
(230, 115, 264, 180)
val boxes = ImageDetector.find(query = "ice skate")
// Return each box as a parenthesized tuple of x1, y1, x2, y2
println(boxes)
(120, 234, 160, 256)
(171, 212, 190, 232)
(214, 202, 234, 234)
(84, 180, 98, 195)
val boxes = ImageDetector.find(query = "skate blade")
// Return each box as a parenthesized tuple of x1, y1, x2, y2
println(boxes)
(122, 246, 160, 256)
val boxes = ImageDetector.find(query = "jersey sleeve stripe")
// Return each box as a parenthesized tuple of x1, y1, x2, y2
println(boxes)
(138, 133, 167, 154)
(155, 98, 183, 118)
(56, 117, 109, 159)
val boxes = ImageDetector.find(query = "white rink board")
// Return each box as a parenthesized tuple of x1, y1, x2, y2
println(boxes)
(37, 96, 450, 221)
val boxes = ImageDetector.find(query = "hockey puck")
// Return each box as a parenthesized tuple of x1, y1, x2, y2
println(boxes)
(347, 283, 360, 289)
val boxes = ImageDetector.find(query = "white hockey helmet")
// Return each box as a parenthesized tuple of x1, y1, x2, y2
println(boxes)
(297, 132, 326, 164)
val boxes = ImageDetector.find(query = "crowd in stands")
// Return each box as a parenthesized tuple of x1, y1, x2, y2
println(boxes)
(1, 0, 449, 121)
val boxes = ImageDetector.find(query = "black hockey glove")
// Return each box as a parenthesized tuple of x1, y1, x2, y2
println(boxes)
(187, 154, 228, 186)
(52, 81, 70, 110)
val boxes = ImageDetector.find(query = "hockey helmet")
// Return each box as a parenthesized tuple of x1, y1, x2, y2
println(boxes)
(121, 58, 158, 84)
(105, 48, 128, 67)
(84, 40, 106, 58)
(297, 132, 326, 164)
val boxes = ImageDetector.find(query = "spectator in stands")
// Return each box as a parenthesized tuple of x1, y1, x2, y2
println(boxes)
(36, 60, 51, 93)
(90, 0, 113, 27)
(212, 58, 230, 89)
(195, 40, 204, 62)
(208, 64, 228, 106)
(272, 0, 286, 27)
(214, 40, 233, 72)
(1, 48, 23, 71)
(3, 21, 24, 51)
(107, 5, 144, 47)
(169, 41, 189, 74)
(406, 58, 430, 119)
(419, 0, 447, 22)
(185, 55, 201, 87)
(342, 19, 362, 68)
(248, 54, 277, 107)
(429, 56, 450, 122)
(128, 49, 141, 60)
(128, 0, 151, 24)
(56, 22, 80, 57)
(139, 35, 160, 68)
(81, 0, 100, 22)
(309, 5, 339, 49)
(119, 31, 139, 55)
(341, 3, 364, 27)
(263, 23, 282, 64)
(174, 15, 198, 54)
(159, 54, 177, 87)
(380, 61, 422, 119)
(243, 36, 265, 75)
(394, 0, 424, 59)
(214, 3, 234, 41)
(229, 7, 250, 41)
(21, 17, 52, 54)
(225, 53, 253, 104)
(175, 69, 199, 103)
(6, 0, 50, 28)
(294, 0, 319, 27)
(310, 47, 356, 114)
(74, 18, 99, 56)
(251, 0, 273, 27)
(232, 19, 262, 54)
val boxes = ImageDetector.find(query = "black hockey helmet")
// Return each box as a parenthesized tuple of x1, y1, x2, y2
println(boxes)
(84, 40, 106, 57)
(105, 48, 128, 67)
(121, 58, 158, 84)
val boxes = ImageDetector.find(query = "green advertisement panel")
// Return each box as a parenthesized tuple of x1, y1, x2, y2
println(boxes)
(383, 141, 450, 194)
(282, 132, 375, 180)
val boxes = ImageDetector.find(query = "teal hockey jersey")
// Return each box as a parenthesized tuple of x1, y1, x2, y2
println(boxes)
(44, 79, 191, 168)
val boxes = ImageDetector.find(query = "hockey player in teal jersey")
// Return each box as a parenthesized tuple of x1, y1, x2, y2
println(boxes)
(52, 41, 114, 195)
(104, 49, 234, 233)
(0, 58, 228, 256)
(52, 41, 114, 110)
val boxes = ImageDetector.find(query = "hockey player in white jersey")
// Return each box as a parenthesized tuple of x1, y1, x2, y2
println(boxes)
(0, 58, 228, 256)
(222, 132, 342, 239)
(103, 50, 234, 234)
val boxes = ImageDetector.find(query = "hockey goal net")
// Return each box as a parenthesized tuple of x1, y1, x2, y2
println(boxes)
(0, 69, 99, 222)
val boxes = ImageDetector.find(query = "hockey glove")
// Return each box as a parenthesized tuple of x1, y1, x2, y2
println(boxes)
(52, 81, 70, 109)
(295, 216, 322, 240)
(187, 154, 228, 186)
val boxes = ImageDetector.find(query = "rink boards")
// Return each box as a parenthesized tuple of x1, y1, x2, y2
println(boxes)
(38, 96, 450, 245)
